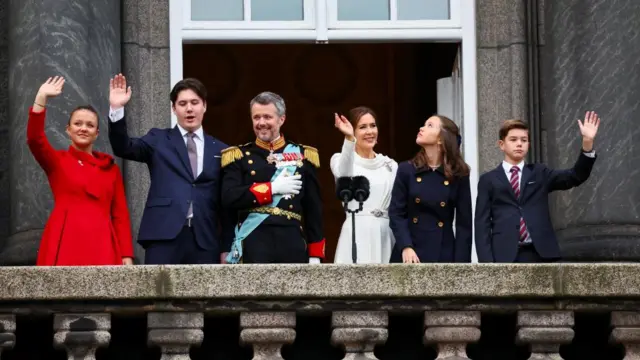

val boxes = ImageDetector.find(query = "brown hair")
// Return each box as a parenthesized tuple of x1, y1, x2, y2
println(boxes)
(499, 119, 529, 140)
(170, 78, 208, 105)
(347, 106, 377, 128)
(411, 115, 470, 179)
(69, 105, 100, 129)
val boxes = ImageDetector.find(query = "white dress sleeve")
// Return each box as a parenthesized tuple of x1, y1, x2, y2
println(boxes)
(330, 138, 357, 179)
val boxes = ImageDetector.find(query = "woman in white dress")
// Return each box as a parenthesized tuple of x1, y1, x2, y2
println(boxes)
(330, 106, 398, 264)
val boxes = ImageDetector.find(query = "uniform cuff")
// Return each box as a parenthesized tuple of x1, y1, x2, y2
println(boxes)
(249, 182, 272, 205)
(308, 238, 326, 258)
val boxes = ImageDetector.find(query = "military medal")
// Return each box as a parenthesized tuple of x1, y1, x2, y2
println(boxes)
(266, 151, 277, 164)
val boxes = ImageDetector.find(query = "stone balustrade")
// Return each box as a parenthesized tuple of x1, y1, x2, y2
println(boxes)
(0, 263, 638, 359)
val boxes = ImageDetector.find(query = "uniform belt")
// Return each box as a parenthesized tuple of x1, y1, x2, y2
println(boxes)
(249, 206, 302, 221)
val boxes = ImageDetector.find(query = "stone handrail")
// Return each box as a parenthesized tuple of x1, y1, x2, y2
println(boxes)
(1, 263, 639, 300)
(1, 264, 640, 359)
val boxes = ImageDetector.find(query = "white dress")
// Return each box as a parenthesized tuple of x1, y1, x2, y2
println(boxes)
(330, 139, 398, 264)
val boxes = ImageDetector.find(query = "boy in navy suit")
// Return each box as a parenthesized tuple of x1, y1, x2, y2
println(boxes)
(475, 112, 600, 263)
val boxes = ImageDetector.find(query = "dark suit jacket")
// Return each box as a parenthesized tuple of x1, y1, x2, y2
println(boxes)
(474, 151, 596, 262)
(108, 117, 235, 260)
(389, 162, 473, 263)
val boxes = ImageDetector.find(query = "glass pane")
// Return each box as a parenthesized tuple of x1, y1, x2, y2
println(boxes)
(338, 0, 390, 21)
(191, 0, 243, 21)
(251, 0, 304, 21)
(397, 0, 450, 20)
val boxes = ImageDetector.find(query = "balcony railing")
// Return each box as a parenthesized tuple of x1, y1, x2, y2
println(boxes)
(0, 264, 638, 359)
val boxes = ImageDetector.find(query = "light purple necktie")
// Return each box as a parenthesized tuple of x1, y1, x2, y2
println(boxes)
(186, 132, 197, 217)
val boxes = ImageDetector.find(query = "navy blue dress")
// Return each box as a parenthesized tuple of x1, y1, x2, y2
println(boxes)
(389, 161, 472, 263)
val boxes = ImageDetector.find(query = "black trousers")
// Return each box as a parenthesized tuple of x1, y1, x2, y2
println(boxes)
(515, 244, 560, 263)
(242, 225, 308, 264)
(143, 224, 217, 265)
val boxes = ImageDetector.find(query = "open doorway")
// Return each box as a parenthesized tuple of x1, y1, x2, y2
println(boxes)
(184, 42, 460, 262)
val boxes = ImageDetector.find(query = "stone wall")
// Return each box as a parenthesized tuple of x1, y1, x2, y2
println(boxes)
(0, 0, 9, 255)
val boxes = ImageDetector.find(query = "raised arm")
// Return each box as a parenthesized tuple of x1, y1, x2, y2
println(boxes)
(330, 113, 357, 178)
(107, 74, 155, 162)
(110, 165, 134, 264)
(547, 111, 600, 192)
(27, 77, 66, 173)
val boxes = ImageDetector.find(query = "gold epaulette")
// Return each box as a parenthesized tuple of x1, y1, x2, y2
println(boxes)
(303, 145, 320, 168)
(221, 146, 243, 167)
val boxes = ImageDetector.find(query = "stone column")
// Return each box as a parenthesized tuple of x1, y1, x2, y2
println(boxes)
(240, 312, 296, 360)
(147, 312, 204, 360)
(3, 0, 121, 265)
(423, 311, 481, 359)
(121, 0, 172, 262)
(516, 311, 574, 359)
(53, 314, 111, 360)
(610, 311, 640, 359)
(331, 311, 388, 360)
(540, 0, 640, 260)
(476, 0, 530, 173)
(0, 0, 11, 251)
(0, 315, 16, 359)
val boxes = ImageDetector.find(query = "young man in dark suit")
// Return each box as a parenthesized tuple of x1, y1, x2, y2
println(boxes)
(474, 112, 600, 263)
(107, 74, 235, 264)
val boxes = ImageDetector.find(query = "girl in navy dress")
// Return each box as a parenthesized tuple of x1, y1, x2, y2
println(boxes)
(389, 115, 472, 263)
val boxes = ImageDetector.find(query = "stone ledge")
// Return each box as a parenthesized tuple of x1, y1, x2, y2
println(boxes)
(1, 264, 639, 300)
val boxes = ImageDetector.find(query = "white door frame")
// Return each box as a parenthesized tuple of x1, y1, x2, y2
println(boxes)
(168, 0, 479, 263)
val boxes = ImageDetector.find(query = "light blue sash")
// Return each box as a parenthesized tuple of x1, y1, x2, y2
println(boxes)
(226, 144, 302, 264)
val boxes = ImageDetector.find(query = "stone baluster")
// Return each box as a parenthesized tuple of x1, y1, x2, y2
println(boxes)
(516, 311, 574, 360)
(423, 311, 481, 359)
(330, 311, 388, 360)
(53, 313, 111, 360)
(147, 312, 204, 360)
(0, 315, 16, 359)
(610, 311, 640, 360)
(240, 312, 296, 360)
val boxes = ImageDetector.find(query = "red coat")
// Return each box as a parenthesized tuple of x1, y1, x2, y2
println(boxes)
(27, 107, 134, 266)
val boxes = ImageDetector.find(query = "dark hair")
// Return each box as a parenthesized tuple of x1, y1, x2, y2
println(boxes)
(499, 119, 529, 140)
(69, 105, 100, 129)
(347, 106, 377, 128)
(411, 114, 470, 180)
(170, 78, 208, 105)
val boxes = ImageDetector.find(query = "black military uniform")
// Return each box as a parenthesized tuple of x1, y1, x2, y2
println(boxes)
(221, 135, 326, 263)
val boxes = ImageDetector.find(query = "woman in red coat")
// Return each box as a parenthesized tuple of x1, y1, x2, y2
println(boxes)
(27, 76, 134, 266)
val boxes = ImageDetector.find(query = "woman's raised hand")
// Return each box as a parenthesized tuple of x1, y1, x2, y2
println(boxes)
(37, 76, 65, 98)
(334, 113, 354, 138)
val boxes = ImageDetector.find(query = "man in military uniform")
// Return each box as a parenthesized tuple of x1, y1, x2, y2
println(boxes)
(221, 91, 325, 264)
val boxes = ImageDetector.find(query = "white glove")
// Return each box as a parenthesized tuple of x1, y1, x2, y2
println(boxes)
(271, 174, 302, 195)
(309, 257, 321, 264)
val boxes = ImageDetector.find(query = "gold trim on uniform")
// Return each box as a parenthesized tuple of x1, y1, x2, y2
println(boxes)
(256, 136, 286, 151)
(250, 206, 302, 221)
(302, 145, 320, 168)
(252, 184, 270, 193)
(221, 146, 243, 167)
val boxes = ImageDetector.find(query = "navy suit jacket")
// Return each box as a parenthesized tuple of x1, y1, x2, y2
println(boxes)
(389, 162, 473, 263)
(107, 117, 235, 259)
(474, 151, 596, 263)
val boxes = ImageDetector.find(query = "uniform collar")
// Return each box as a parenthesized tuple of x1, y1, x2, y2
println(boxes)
(255, 135, 285, 151)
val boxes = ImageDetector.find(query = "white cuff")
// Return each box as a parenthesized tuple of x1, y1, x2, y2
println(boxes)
(109, 107, 125, 122)
(308, 257, 321, 264)
(583, 150, 596, 158)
